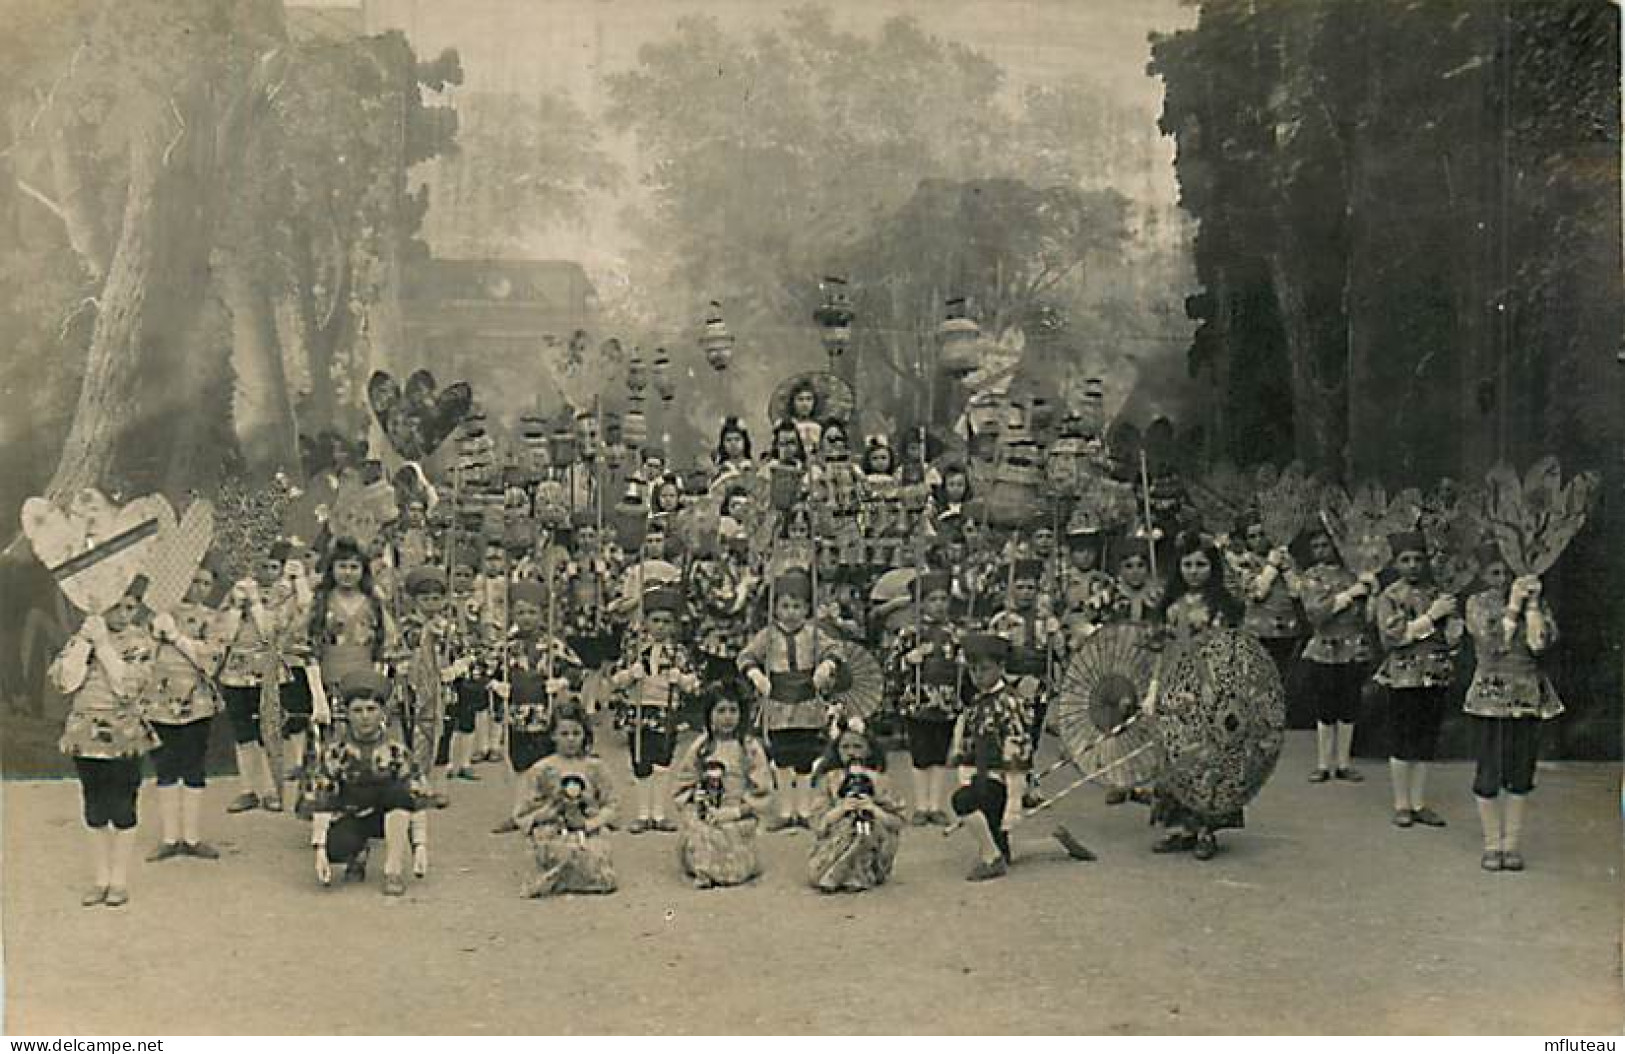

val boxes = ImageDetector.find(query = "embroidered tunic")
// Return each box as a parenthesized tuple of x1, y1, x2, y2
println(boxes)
(1463, 591, 1564, 720)
(54, 626, 161, 760)
(1297, 565, 1374, 666)
(738, 622, 844, 732)
(143, 601, 224, 725)
(887, 619, 964, 721)
(1373, 580, 1463, 689)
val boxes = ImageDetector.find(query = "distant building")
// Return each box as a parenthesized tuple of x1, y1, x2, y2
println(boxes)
(399, 257, 598, 414)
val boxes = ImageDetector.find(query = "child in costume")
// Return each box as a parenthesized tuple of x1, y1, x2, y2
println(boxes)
(949, 633, 1034, 882)
(607, 586, 703, 833)
(218, 539, 313, 813)
(1296, 527, 1376, 784)
(1151, 534, 1244, 860)
(1230, 517, 1306, 721)
(143, 564, 225, 861)
(807, 721, 905, 892)
(517, 707, 619, 897)
(709, 416, 754, 493)
(53, 584, 159, 908)
(468, 537, 513, 762)
(307, 670, 422, 897)
(988, 557, 1066, 810)
(489, 578, 582, 832)
(308, 536, 395, 702)
(445, 554, 491, 780)
(1098, 536, 1165, 806)
(672, 695, 774, 888)
(887, 571, 963, 826)
(1464, 546, 1562, 872)
(397, 565, 475, 816)
(1373, 530, 1463, 830)
(739, 568, 844, 830)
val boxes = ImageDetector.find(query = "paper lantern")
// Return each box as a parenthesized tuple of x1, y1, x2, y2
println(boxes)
(937, 297, 982, 376)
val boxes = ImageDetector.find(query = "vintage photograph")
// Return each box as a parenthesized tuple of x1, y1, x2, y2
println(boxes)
(0, 0, 1620, 1037)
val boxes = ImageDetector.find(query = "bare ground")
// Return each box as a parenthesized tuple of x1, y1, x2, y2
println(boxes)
(3, 732, 1620, 1035)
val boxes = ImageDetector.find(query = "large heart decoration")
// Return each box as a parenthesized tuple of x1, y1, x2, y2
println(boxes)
(368, 369, 472, 461)
(142, 499, 216, 614)
(21, 489, 176, 614)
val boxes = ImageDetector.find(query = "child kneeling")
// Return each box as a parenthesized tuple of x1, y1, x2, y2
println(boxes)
(673, 694, 773, 888)
(808, 721, 904, 893)
(517, 706, 618, 897)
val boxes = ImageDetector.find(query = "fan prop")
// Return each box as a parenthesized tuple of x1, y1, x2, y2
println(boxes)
(821, 640, 885, 725)
(1051, 624, 1163, 790)
(1482, 457, 1599, 577)
(1154, 628, 1285, 818)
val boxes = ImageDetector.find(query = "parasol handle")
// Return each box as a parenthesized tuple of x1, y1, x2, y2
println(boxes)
(1020, 738, 1159, 819)
(1139, 450, 1158, 582)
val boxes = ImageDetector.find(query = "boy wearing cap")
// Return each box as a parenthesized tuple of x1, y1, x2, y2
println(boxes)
(1373, 531, 1464, 829)
(308, 670, 422, 896)
(606, 586, 702, 833)
(949, 634, 1034, 881)
(217, 539, 314, 814)
(1230, 518, 1306, 722)
(887, 570, 964, 826)
(468, 537, 512, 762)
(398, 565, 476, 812)
(739, 569, 844, 830)
(988, 558, 1065, 810)
(488, 578, 583, 832)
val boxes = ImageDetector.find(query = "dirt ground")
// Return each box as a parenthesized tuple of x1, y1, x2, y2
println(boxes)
(3, 731, 1620, 1035)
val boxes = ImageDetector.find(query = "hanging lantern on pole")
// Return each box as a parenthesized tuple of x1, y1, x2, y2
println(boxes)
(813, 276, 854, 361)
(937, 296, 982, 377)
(602, 411, 626, 470)
(518, 413, 551, 482)
(627, 348, 647, 395)
(623, 403, 648, 451)
(1082, 377, 1105, 436)
(701, 302, 736, 372)
(652, 348, 675, 402)
(549, 415, 579, 469)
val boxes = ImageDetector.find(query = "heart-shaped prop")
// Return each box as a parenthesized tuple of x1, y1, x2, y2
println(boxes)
(368, 369, 472, 461)
(21, 490, 176, 614)
(143, 499, 216, 614)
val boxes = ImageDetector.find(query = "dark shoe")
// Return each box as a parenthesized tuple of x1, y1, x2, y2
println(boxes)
(928, 810, 953, 827)
(226, 793, 260, 814)
(966, 856, 1009, 882)
(81, 886, 109, 908)
(1193, 830, 1218, 860)
(382, 873, 407, 896)
(1153, 832, 1197, 854)
(764, 815, 793, 833)
(1104, 788, 1130, 806)
(454, 768, 481, 782)
(1391, 809, 1414, 829)
(910, 810, 932, 827)
(627, 818, 651, 835)
(652, 818, 679, 833)
(429, 792, 451, 810)
(1410, 806, 1447, 828)
(182, 841, 220, 860)
(490, 817, 520, 835)
(147, 842, 183, 862)
(1021, 790, 1045, 810)
(1308, 769, 1331, 784)
(1334, 766, 1364, 783)
(1501, 851, 1524, 872)
(1481, 850, 1503, 872)
(345, 857, 368, 883)
(1053, 825, 1097, 862)
(104, 887, 129, 908)
(261, 794, 284, 813)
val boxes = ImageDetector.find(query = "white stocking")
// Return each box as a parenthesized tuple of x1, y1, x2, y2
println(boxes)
(1335, 722, 1356, 770)
(1388, 759, 1412, 812)
(155, 783, 181, 845)
(181, 786, 206, 846)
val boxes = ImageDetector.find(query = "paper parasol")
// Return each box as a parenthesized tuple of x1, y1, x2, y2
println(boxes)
(1051, 624, 1164, 790)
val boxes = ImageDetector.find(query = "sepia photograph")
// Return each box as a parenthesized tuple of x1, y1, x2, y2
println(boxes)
(0, 0, 1620, 1038)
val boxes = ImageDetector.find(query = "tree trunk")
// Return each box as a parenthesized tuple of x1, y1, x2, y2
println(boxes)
(47, 120, 112, 282)
(224, 254, 300, 477)
(1266, 248, 1339, 475)
(43, 125, 163, 501)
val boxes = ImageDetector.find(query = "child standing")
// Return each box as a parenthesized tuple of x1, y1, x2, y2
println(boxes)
(607, 586, 702, 833)
(53, 584, 159, 907)
(517, 707, 619, 897)
(739, 569, 843, 830)
(887, 571, 962, 826)
(807, 722, 905, 892)
(1296, 527, 1376, 783)
(1464, 548, 1563, 872)
(143, 565, 225, 861)
(489, 579, 581, 833)
(672, 695, 774, 888)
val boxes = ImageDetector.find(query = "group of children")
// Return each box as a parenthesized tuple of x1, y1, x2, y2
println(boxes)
(49, 415, 1568, 908)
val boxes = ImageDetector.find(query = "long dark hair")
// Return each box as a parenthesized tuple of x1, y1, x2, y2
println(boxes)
(308, 536, 387, 660)
(713, 417, 753, 465)
(768, 420, 806, 465)
(1159, 531, 1241, 626)
(692, 693, 753, 759)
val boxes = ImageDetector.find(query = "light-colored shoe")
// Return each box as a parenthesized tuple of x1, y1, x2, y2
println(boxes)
(81, 886, 109, 908)
(181, 841, 220, 860)
(382, 873, 407, 896)
(104, 887, 129, 908)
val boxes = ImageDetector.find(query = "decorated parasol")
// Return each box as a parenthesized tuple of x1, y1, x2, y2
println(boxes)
(1049, 624, 1164, 791)
(820, 639, 886, 724)
(1154, 628, 1285, 818)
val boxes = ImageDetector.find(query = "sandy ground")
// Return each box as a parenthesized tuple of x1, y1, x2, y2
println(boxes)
(2, 731, 1620, 1036)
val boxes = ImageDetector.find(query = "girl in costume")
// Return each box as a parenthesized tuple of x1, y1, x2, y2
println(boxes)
(709, 417, 754, 493)
(308, 536, 395, 704)
(53, 584, 159, 907)
(1150, 534, 1244, 860)
(808, 721, 905, 892)
(1463, 546, 1562, 872)
(143, 565, 225, 861)
(672, 695, 774, 888)
(784, 378, 825, 456)
(1296, 527, 1376, 784)
(517, 707, 619, 896)
(1373, 530, 1463, 830)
